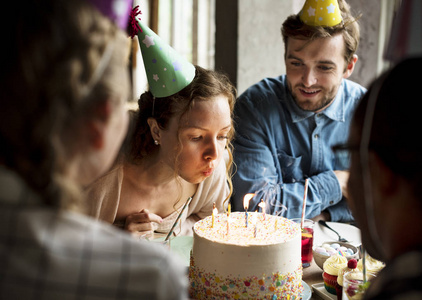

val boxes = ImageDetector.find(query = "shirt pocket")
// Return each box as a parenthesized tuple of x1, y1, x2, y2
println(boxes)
(277, 151, 303, 183)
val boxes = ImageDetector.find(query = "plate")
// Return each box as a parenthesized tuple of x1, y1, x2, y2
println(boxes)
(313, 222, 361, 247)
(302, 281, 312, 300)
(311, 282, 336, 300)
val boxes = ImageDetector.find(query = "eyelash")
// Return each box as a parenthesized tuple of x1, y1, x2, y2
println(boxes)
(190, 136, 228, 142)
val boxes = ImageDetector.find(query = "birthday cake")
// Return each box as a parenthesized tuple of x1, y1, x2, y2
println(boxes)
(189, 212, 303, 299)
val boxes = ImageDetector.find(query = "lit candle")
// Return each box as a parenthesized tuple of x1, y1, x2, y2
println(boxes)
(211, 202, 217, 228)
(258, 199, 266, 220)
(228, 202, 231, 216)
(243, 193, 255, 228)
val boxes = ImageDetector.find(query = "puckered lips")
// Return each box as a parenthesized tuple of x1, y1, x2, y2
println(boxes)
(202, 164, 215, 177)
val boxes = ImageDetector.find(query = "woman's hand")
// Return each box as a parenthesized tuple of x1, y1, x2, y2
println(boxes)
(124, 208, 163, 238)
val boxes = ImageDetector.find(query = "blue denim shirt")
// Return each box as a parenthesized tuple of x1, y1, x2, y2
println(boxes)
(232, 75, 366, 222)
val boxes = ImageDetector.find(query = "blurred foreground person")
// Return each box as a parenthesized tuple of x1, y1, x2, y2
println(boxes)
(0, 0, 187, 299)
(347, 57, 422, 300)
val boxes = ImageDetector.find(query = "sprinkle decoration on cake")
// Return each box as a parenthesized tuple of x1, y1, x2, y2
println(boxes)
(189, 212, 303, 299)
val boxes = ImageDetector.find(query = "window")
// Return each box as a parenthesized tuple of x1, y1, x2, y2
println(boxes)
(130, 0, 215, 103)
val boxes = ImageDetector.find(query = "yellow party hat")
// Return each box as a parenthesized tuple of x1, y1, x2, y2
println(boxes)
(299, 0, 342, 27)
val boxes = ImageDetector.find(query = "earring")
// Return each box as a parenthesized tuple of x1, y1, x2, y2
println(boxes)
(154, 140, 159, 145)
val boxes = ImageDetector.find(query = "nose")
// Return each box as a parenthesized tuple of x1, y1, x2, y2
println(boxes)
(203, 139, 219, 161)
(301, 67, 317, 87)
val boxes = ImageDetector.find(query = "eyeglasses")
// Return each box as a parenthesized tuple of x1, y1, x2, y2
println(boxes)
(333, 142, 422, 177)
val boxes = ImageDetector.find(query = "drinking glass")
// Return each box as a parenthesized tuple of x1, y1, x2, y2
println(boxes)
(292, 218, 314, 268)
(342, 271, 375, 300)
(149, 234, 171, 249)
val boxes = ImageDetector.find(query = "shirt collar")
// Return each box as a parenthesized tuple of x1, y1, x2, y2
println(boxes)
(284, 79, 345, 123)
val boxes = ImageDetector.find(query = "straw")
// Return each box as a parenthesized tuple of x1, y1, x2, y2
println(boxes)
(164, 196, 192, 241)
(301, 178, 309, 229)
(362, 247, 367, 283)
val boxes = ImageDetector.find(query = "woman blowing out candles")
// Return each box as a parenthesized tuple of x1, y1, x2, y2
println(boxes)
(85, 11, 236, 238)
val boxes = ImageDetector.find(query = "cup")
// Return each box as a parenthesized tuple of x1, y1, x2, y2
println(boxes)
(149, 234, 171, 249)
(342, 271, 375, 300)
(292, 218, 315, 268)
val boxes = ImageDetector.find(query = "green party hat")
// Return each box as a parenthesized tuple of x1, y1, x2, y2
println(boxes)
(129, 6, 195, 98)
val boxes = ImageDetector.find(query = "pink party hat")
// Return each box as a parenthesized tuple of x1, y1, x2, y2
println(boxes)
(86, 0, 133, 30)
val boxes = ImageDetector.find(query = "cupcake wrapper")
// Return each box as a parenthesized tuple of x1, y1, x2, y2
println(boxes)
(323, 272, 338, 295)
(335, 283, 343, 300)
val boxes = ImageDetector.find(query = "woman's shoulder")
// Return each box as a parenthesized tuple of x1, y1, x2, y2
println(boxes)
(86, 163, 124, 191)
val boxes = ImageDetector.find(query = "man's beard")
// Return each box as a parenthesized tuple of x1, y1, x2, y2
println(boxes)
(287, 80, 337, 112)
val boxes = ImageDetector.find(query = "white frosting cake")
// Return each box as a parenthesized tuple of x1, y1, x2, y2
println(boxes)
(189, 212, 303, 299)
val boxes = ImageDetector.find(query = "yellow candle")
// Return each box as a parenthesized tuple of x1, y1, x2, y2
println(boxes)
(211, 202, 217, 228)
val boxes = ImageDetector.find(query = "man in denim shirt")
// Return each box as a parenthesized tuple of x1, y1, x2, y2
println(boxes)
(232, 0, 365, 222)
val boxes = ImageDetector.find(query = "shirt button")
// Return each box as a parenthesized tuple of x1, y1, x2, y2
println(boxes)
(314, 134, 319, 139)
(329, 201, 334, 205)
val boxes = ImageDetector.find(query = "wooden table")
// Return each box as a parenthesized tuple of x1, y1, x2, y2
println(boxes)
(303, 258, 326, 299)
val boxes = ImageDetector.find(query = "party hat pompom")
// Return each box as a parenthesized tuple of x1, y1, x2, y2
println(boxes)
(129, 5, 142, 39)
(299, 0, 342, 27)
(129, 6, 195, 98)
(87, 0, 133, 30)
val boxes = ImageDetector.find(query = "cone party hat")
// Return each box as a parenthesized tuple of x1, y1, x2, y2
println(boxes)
(299, 0, 342, 27)
(129, 6, 195, 98)
(87, 0, 133, 30)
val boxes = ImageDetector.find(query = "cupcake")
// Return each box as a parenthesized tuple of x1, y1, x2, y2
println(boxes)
(357, 254, 385, 275)
(336, 259, 358, 300)
(322, 254, 347, 295)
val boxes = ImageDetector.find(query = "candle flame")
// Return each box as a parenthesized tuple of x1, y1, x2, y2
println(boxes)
(213, 207, 218, 215)
(243, 193, 255, 210)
